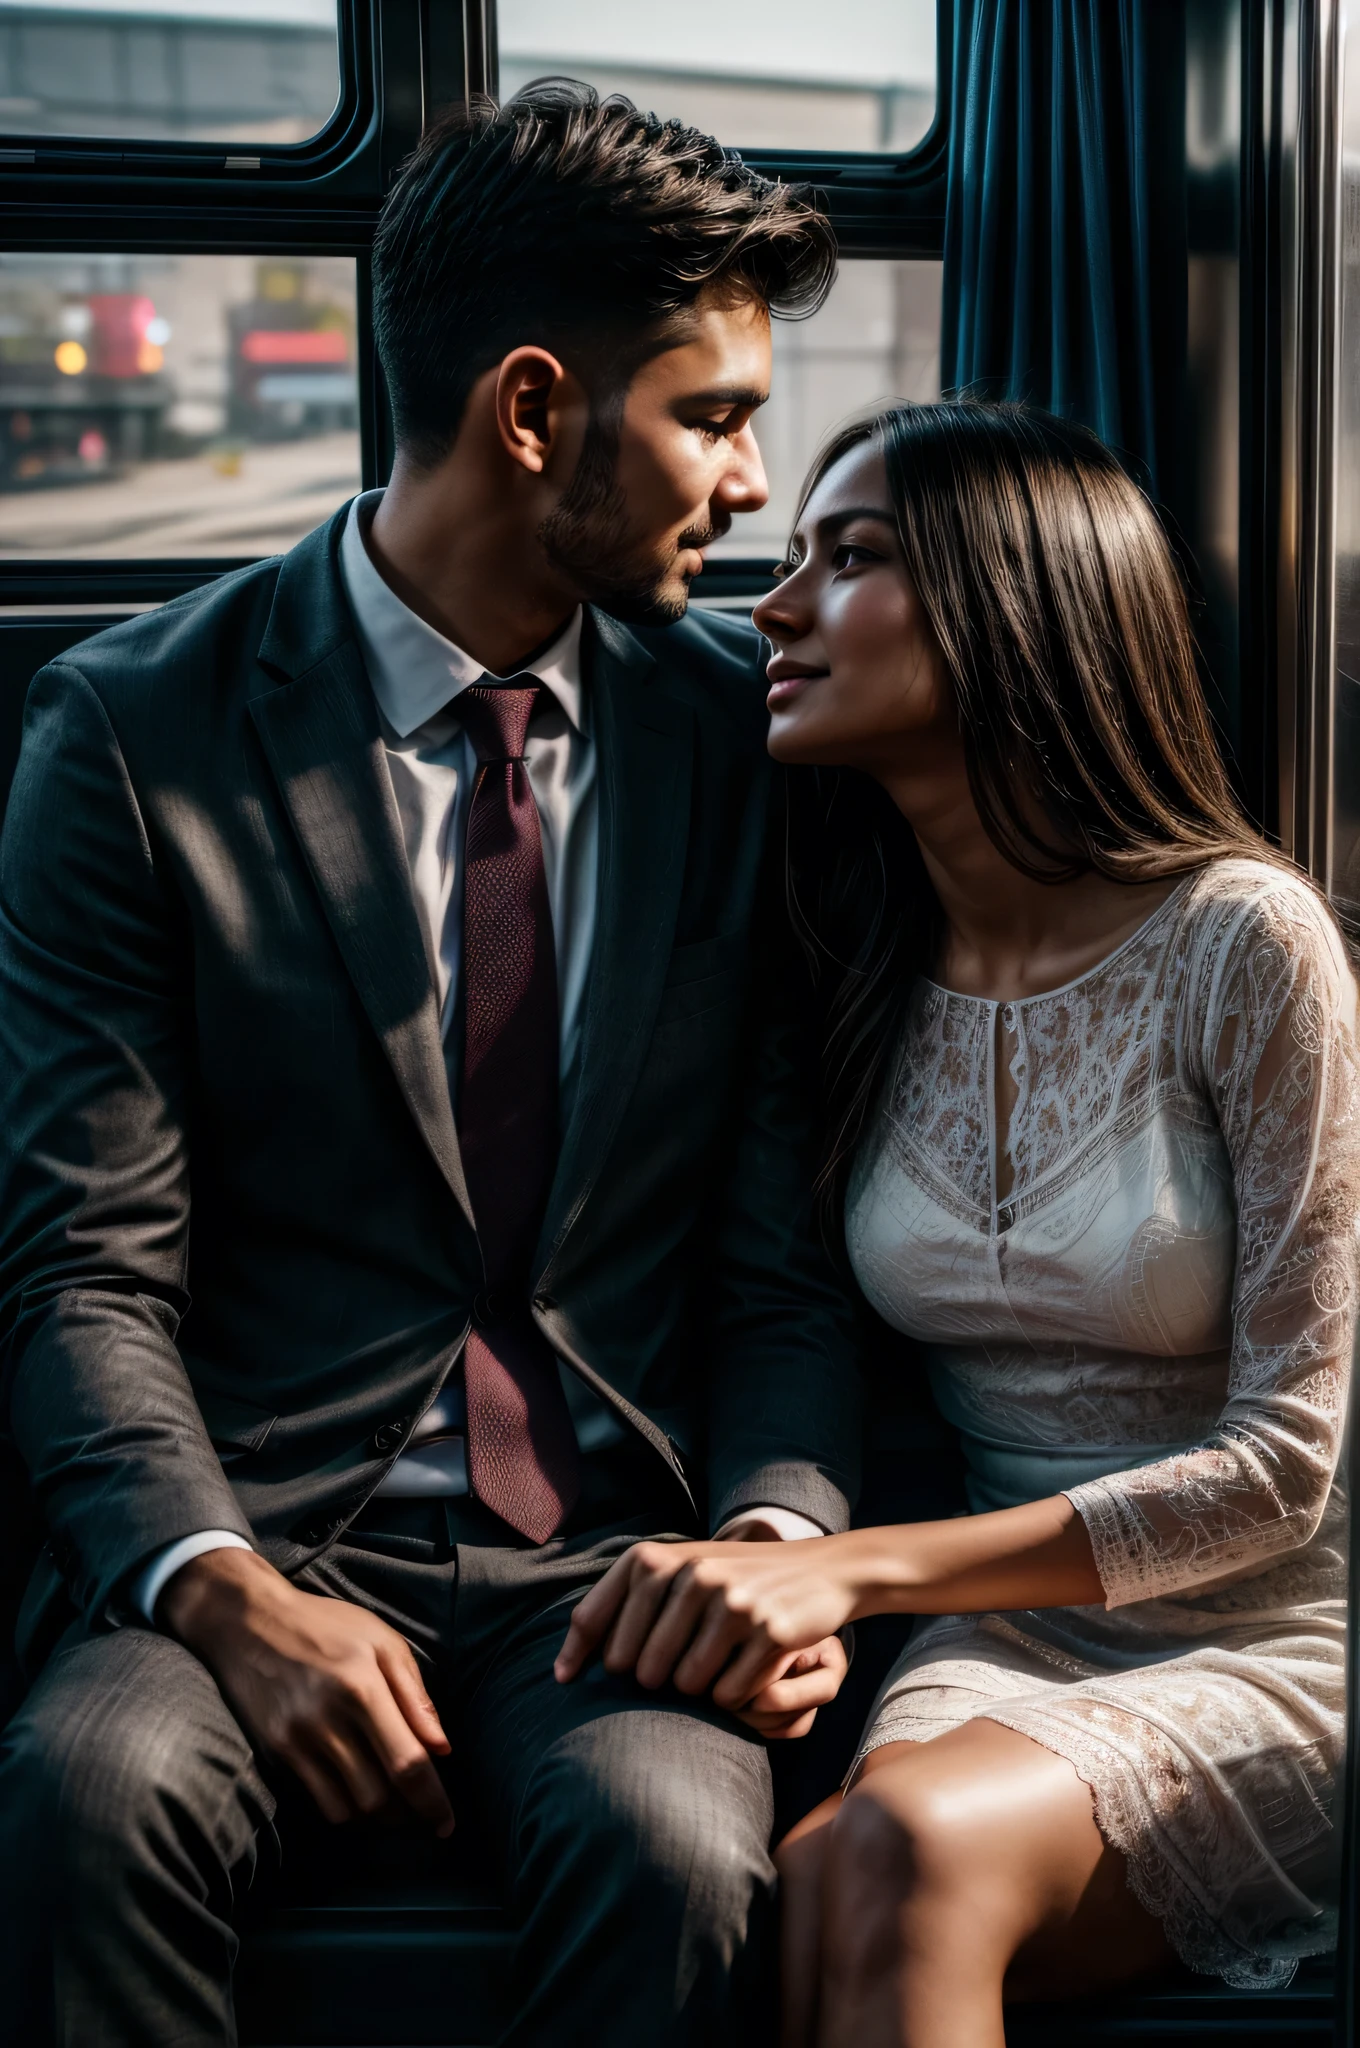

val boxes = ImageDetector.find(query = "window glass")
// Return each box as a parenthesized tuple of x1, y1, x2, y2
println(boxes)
(0, 252, 360, 558)
(0, 0, 340, 146)
(497, 0, 938, 156)
(706, 258, 941, 562)
(1331, 30, 1360, 918)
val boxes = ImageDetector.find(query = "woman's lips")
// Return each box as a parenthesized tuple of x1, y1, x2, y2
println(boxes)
(766, 668, 825, 709)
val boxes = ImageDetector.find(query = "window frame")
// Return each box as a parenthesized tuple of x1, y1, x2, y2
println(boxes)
(0, 0, 375, 187)
(0, 0, 950, 603)
(0, 0, 424, 214)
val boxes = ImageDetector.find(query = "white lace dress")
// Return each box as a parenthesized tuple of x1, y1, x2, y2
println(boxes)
(846, 858, 1360, 1986)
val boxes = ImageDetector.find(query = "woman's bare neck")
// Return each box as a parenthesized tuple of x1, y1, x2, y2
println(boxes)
(876, 754, 1188, 1004)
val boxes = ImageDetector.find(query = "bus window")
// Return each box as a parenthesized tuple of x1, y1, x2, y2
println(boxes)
(704, 257, 941, 565)
(0, 0, 341, 148)
(0, 253, 359, 560)
(1331, 10, 1360, 927)
(496, 0, 938, 158)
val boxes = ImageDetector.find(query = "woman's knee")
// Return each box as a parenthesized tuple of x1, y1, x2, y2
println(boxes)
(774, 1792, 840, 1890)
(818, 1762, 1000, 1984)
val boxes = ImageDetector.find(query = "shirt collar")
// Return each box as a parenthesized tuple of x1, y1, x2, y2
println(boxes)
(338, 488, 585, 741)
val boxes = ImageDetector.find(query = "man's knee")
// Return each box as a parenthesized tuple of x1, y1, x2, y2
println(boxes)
(0, 1628, 269, 1898)
(520, 1703, 775, 1933)
(503, 1703, 776, 2042)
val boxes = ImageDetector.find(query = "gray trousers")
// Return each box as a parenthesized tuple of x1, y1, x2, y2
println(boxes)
(0, 1488, 778, 2047)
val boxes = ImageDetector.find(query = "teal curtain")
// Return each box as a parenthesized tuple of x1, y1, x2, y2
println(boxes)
(941, 0, 1187, 505)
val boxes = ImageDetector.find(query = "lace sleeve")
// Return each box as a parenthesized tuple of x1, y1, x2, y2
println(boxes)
(1067, 872, 1360, 1609)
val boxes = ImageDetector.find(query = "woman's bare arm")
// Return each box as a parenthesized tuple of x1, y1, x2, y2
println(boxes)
(555, 1495, 1102, 1714)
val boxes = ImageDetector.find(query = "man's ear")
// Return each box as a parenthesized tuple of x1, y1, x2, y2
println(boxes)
(494, 346, 585, 476)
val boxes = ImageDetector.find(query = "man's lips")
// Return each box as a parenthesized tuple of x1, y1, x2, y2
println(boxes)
(678, 518, 730, 568)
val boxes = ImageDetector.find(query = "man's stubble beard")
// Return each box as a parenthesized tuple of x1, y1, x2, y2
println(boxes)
(537, 409, 729, 627)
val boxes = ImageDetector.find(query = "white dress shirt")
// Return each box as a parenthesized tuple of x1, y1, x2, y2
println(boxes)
(133, 492, 815, 1623)
(341, 490, 599, 1084)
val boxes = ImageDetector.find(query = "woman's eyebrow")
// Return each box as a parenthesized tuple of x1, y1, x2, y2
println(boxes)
(814, 506, 897, 537)
(782, 505, 894, 559)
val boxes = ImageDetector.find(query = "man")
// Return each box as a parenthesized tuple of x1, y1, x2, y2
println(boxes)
(0, 82, 859, 2046)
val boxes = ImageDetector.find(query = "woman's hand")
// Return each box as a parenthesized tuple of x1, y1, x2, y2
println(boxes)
(554, 1535, 860, 1715)
(554, 1501, 1105, 1717)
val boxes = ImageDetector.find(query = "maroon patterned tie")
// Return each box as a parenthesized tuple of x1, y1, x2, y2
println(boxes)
(456, 682, 580, 1544)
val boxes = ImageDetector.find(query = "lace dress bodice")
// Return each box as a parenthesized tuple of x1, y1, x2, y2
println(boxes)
(848, 858, 1359, 1613)
(846, 859, 1360, 1984)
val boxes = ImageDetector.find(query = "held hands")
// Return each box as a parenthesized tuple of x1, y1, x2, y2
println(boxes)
(727, 1632, 849, 1740)
(554, 1535, 861, 1736)
(159, 1547, 455, 1837)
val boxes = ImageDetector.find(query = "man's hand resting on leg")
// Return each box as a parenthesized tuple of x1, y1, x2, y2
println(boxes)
(160, 1548, 455, 1835)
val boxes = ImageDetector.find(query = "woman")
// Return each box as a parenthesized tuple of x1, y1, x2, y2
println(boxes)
(555, 403, 1360, 2044)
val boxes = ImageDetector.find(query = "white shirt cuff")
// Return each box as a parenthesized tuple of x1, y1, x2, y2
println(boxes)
(714, 1507, 825, 1542)
(132, 1530, 253, 1626)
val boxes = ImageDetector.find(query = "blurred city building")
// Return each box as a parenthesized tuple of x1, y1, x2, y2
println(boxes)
(0, 0, 940, 561)
(0, 0, 339, 145)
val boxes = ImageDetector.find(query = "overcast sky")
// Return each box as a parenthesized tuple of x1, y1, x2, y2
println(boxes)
(501, 1, 936, 88)
(7, 0, 937, 88)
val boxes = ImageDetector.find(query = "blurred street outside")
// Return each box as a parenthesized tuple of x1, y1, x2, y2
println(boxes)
(0, 431, 359, 558)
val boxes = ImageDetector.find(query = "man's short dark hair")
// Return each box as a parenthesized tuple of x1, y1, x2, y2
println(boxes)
(372, 79, 837, 467)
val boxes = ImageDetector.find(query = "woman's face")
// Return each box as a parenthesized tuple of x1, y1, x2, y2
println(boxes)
(753, 441, 954, 770)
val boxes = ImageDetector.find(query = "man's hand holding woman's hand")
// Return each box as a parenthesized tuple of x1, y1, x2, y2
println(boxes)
(160, 1547, 456, 1836)
(554, 1536, 861, 1737)
(554, 1502, 1107, 1729)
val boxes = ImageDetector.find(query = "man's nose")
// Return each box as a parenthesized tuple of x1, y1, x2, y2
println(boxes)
(714, 421, 769, 515)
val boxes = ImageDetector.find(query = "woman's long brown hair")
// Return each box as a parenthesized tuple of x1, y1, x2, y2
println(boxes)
(784, 401, 1281, 1207)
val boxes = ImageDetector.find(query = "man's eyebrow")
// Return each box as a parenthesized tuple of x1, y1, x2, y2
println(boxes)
(683, 385, 770, 411)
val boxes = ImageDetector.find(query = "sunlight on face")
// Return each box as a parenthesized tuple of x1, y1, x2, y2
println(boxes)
(603, 291, 773, 617)
(752, 439, 952, 769)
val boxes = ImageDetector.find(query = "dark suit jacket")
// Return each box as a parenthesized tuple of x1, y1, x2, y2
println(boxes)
(0, 505, 859, 1665)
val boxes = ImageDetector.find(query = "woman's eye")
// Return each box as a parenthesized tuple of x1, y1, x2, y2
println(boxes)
(831, 542, 880, 571)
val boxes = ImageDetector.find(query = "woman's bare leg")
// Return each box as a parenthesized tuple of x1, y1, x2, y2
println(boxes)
(775, 1793, 841, 2048)
(813, 1719, 1173, 2048)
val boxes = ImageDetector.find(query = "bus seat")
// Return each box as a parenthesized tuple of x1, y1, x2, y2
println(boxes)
(0, 642, 1340, 2047)
(234, 1826, 514, 2048)
(232, 1824, 1333, 2048)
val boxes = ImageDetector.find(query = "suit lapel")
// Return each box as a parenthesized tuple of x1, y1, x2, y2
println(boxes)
(249, 522, 473, 1229)
(536, 610, 693, 1278)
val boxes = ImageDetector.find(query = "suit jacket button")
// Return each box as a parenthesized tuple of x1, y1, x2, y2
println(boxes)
(373, 1422, 403, 1453)
(475, 1289, 516, 1324)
